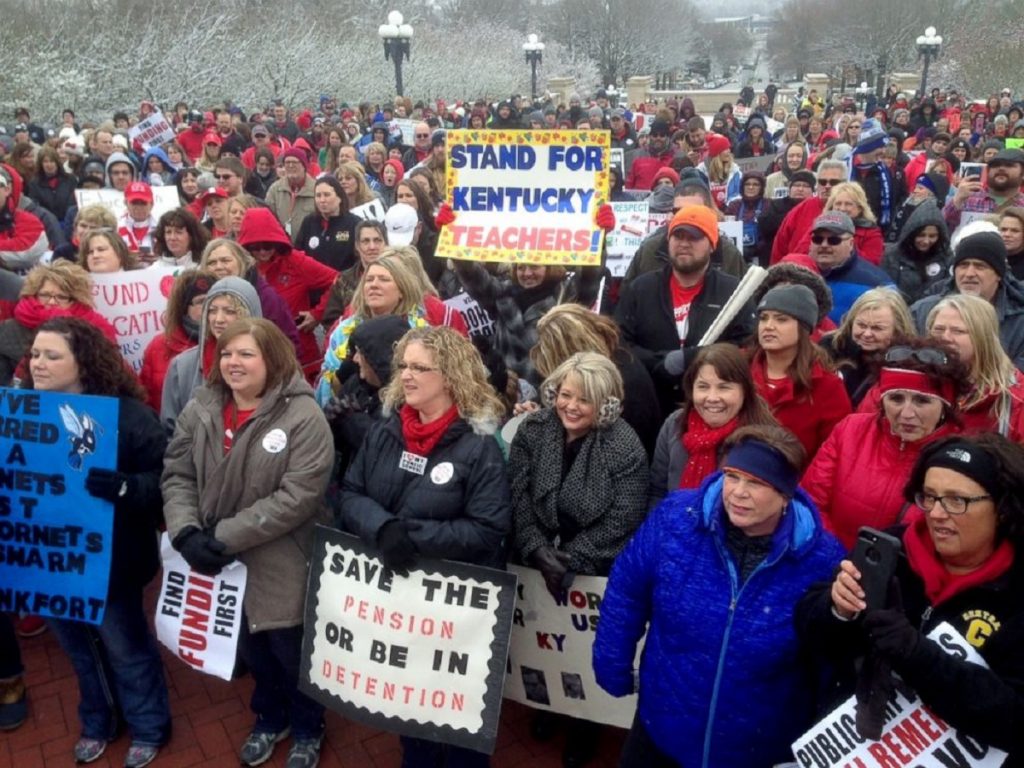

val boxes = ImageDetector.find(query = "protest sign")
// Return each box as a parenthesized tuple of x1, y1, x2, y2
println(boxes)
(129, 113, 175, 151)
(605, 201, 649, 277)
(155, 533, 247, 681)
(351, 198, 387, 222)
(90, 265, 177, 373)
(735, 155, 776, 175)
(733, 105, 751, 125)
(504, 566, 640, 728)
(791, 623, 1007, 768)
(437, 129, 610, 266)
(75, 187, 181, 222)
(393, 118, 418, 147)
(610, 148, 625, 171)
(0, 390, 118, 625)
(301, 527, 517, 754)
(718, 220, 744, 251)
(443, 292, 494, 338)
(1007, 138, 1024, 150)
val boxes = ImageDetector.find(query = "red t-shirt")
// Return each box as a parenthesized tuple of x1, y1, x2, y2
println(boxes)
(669, 276, 704, 344)
(222, 401, 255, 454)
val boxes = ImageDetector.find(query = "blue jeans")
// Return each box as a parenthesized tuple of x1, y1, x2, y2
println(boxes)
(239, 615, 324, 740)
(46, 590, 170, 746)
(399, 736, 490, 768)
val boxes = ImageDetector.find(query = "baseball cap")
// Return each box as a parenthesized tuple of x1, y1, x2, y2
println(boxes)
(251, 124, 270, 137)
(124, 181, 153, 203)
(200, 186, 229, 203)
(610, 108, 626, 119)
(668, 205, 719, 248)
(383, 203, 419, 246)
(811, 211, 855, 235)
(989, 148, 1024, 167)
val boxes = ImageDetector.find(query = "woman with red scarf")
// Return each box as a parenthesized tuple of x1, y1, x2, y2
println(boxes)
(0, 262, 116, 386)
(338, 326, 510, 768)
(798, 433, 1024, 753)
(648, 343, 777, 508)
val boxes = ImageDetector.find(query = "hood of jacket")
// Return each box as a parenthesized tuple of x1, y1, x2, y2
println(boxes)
(195, 275, 263, 374)
(0, 163, 23, 212)
(348, 314, 409, 384)
(142, 146, 177, 173)
(105, 152, 137, 186)
(237, 207, 292, 250)
(896, 199, 949, 252)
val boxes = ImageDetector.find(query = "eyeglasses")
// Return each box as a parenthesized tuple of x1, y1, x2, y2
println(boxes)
(914, 492, 991, 516)
(396, 362, 439, 375)
(885, 346, 948, 366)
(817, 179, 843, 187)
(810, 233, 849, 246)
(415, 133, 430, 138)
(37, 291, 71, 305)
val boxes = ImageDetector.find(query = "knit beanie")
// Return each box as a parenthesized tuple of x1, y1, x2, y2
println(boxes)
(706, 133, 732, 159)
(281, 148, 307, 170)
(953, 231, 1008, 277)
(756, 284, 819, 330)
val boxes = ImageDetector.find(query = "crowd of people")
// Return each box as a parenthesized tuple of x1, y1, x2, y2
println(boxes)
(1, 81, 1024, 768)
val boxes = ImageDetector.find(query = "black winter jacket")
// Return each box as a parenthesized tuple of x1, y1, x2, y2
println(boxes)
(880, 199, 952, 305)
(294, 210, 361, 272)
(27, 174, 77, 222)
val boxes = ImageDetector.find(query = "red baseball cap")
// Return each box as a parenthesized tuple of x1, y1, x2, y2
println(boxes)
(200, 186, 229, 203)
(124, 181, 153, 203)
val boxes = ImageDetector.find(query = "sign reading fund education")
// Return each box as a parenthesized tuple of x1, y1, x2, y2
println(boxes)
(300, 527, 517, 754)
(0, 390, 118, 625)
(90, 265, 177, 373)
(437, 130, 610, 266)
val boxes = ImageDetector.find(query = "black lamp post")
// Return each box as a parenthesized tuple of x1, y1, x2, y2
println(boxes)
(378, 11, 413, 97)
(915, 26, 942, 98)
(523, 34, 545, 101)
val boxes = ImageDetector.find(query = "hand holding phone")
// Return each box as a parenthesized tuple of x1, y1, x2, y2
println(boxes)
(849, 527, 902, 611)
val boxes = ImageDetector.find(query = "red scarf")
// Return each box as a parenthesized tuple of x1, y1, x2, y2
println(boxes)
(400, 403, 459, 456)
(14, 297, 117, 342)
(680, 409, 739, 489)
(903, 508, 1015, 606)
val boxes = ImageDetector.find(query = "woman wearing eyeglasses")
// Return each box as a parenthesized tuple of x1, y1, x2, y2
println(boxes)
(803, 339, 968, 549)
(798, 433, 1024, 757)
(0, 262, 116, 386)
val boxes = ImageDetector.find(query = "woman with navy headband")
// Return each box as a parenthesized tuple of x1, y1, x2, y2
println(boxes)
(594, 424, 844, 768)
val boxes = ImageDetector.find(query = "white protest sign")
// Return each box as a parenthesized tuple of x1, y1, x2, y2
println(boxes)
(504, 566, 640, 728)
(154, 533, 247, 681)
(129, 113, 175, 151)
(89, 265, 177, 373)
(791, 622, 1007, 768)
(392, 118, 418, 147)
(351, 198, 387, 222)
(733, 105, 751, 125)
(648, 211, 671, 233)
(444, 292, 494, 338)
(735, 155, 776, 176)
(610, 148, 625, 170)
(718, 220, 743, 251)
(300, 528, 517, 754)
(75, 187, 181, 223)
(605, 201, 649, 277)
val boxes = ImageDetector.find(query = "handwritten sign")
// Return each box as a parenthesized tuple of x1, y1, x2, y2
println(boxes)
(351, 199, 387, 223)
(0, 390, 119, 625)
(392, 118, 418, 147)
(443, 292, 494, 338)
(300, 528, 517, 754)
(90, 265, 177, 373)
(437, 130, 609, 266)
(605, 201, 650, 277)
(735, 155, 776, 175)
(75, 187, 181, 222)
(504, 566, 640, 728)
(129, 113, 176, 152)
(155, 533, 247, 681)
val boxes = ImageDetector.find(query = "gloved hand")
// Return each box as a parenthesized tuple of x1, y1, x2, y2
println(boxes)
(863, 608, 921, 661)
(173, 527, 235, 576)
(85, 468, 132, 502)
(435, 202, 456, 228)
(377, 519, 418, 575)
(532, 547, 572, 598)
(323, 393, 372, 422)
(594, 203, 616, 232)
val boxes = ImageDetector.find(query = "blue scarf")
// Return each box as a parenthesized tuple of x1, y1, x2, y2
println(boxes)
(852, 161, 894, 228)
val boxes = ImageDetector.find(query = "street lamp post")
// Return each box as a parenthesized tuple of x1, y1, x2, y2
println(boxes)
(378, 11, 413, 97)
(915, 26, 942, 98)
(522, 34, 545, 102)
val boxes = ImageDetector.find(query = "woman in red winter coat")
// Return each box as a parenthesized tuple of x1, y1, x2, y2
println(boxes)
(236, 207, 338, 379)
(793, 182, 884, 265)
(750, 284, 851, 460)
(803, 340, 968, 549)
(139, 270, 214, 411)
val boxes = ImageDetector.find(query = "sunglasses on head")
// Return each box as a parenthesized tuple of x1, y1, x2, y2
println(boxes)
(884, 346, 948, 366)
(810, 233, 848, 246)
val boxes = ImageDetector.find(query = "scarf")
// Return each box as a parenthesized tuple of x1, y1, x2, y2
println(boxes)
(680, 409, 739, 489)
(854, 162, 894, 228)
(13, 297, 116, 342)
(903, 508, 1015, 606)
(400, 403, 459, 456)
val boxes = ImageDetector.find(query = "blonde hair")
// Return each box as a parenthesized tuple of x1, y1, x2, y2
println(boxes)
(706, 152, 734, 183)
(540, 351, 624, 427)
(200, 238, 253, 275)
(21, 262, 94, 306)
(825, 181, 877, 225)
(337, 161, 377, 205)
(74, 203, 117, 231)
(832, 287, 914, 348)
(381, 326, 504, 423)
(380, 246, 438, 299)
(926, 294, 1017, 413)
(531, 304, 619, 379)
(350, 255, 423, 319)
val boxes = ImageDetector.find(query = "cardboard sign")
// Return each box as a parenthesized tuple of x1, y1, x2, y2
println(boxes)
(392, 118, 418, 147)
(300, 527, 517, 754)
(718, 220, 743, 251)
(443, 292, 494, 338)
(129, 113, 175, 151)
(791, 623, 1007, 768)
(736, 155, 776, 175)
(437, 130, 610, 266)
(610, 148, 625, 170)
(155, 533, 247, 681)
(350, 199, 387, 222)
(90, 265, 177, 373)
(605, 201, 650, 277)
(504, 566, 640, 728)
(0, 390, 119, 625)
(75, 187, 181, 223)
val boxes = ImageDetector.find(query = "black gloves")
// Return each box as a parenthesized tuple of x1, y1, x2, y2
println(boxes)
(864, 609, 921, 661)
(173, 527, 235, 576)
(532, 547, 574, 598)
(324, 392, 373, 422)
(85, 468, 133, 502)
(377, 519, 418, 575)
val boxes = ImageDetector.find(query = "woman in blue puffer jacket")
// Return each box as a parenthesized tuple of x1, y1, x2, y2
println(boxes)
(593, 424, 845, 768)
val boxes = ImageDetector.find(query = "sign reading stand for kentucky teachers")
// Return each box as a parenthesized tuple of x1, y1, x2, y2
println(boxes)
(437, 129, 610, 266)
(0, 389, 118, 625)
(300, 527, 517, 754)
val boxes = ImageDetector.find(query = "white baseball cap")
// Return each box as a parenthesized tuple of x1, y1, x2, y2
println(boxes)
(383, 203, 419, 246)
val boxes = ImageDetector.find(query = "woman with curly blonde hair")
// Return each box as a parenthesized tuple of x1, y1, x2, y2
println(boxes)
(336, 325, 511, 768)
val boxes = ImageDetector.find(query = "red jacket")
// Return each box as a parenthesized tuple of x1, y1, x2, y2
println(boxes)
(625, 150, 675, 191)
(793, 222, 885, 266)
(0, 163, 46, 271)
(802, 413, 958, 549)
(241, 141, 286, 170)
(176, 128, 207, 163)
(237, 208, 338, 371)
(770, 196, 825, 265)
(751, 355, 851, 460)
(139, 326, 195, 412)
(903, 152, 955, 193)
